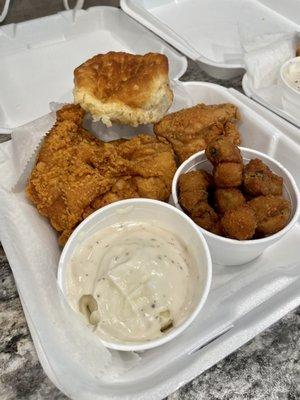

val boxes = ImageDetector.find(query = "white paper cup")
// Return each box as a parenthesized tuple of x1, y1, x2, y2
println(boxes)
(58, 198, 212, 352)
(172, 148, 300, 266)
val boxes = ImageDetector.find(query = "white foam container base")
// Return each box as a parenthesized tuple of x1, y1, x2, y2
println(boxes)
(1, 81, 300, 400)
(0, 6, 187, 132)
(121, 0, 300, 80)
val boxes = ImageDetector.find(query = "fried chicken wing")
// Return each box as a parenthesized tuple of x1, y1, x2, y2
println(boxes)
(26, 104, 176, 244)
(154, 103, 240, 163)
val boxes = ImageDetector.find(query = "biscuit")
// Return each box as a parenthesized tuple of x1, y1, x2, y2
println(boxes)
(74, 52, 173, 127)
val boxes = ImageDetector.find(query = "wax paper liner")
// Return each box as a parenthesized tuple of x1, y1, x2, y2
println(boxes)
(0, 79, 196, 385)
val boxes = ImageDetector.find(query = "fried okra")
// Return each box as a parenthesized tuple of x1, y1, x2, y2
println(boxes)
(213, 162, 243, 188)
(248, 195, 291, 236)
(179, 170, 212, 193)
(221, 205, 257, 240)
(205, 137, 242, 166)
(191, 202, 222, 234)
(178, 170, 213, 214)
(243, 159, 283, 197)
(215, 188, 245, 214)
(178, 170, 222, 234)
(177, 139, 291, 241)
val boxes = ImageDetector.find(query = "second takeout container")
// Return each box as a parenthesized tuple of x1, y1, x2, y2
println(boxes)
(121, 0, 300, 128)
(172, 148, 300, 265)
(121, 0, 300, 80)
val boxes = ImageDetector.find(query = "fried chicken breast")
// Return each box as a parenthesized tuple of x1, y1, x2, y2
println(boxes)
(26, 104, 176, 245)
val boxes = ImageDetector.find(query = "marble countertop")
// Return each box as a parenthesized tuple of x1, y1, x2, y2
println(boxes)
(0, 2, 299, 399)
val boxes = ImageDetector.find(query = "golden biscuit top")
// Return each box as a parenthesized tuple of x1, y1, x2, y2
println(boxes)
(74, 52, 169, 108)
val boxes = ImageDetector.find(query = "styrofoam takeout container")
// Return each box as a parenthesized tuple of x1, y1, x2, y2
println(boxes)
(1, 5, 300, 400)
(121, 0, 300, 80)
(1, 79, 300, 400)
(172, 148, 300, 265)
(58, 199, 212, 352)
(121, 0, 300, 129)
(0, 6, 186, 132)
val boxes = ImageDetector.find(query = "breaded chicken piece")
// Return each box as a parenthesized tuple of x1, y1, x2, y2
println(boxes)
(84, 135, 176, 216)
(154, 103, 241, 163)
(26, 104, 176, 245)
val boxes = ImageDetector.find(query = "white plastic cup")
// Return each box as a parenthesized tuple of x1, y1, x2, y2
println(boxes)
(172, 148, 300, 266)
(58, 198, 212, 352)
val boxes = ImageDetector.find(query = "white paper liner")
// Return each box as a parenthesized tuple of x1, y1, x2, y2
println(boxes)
(243, 32, 296, 90)
(237, 2, 300, 124)
(0, 82, 196, 380)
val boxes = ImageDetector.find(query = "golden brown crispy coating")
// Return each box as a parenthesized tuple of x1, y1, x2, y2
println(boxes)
(74, 52, 173, 126)
(56, 103, 85, 125)
(215, 188, 245, 214)
(221, 205, 257, 240)
(179, 170, 213, 192)
(191, 203, 221, 234)
(26, 105, 176, 245)
(178, 170, 213, 214)
(178, 170, 221, 234)
(223, 121, 241, 145)
(205, 137, 242, 166)
(154, 103, 240, 163)
(248, 195, 291, 236)
(213, 162, 243, 188)
(243, 159, 283, 197)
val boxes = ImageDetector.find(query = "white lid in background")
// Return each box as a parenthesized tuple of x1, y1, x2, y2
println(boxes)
(121, 0, 300, 73)
(0, 6, 187, 132)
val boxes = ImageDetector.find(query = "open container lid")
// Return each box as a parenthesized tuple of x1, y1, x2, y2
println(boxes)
(121, 0, 300, 80)
(0, 6, 187, 133)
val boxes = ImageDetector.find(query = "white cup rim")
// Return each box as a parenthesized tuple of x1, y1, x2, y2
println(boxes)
(172, 147, 300, 246)
(57, 198, 212, 352)
(280, 56, 300, 96)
